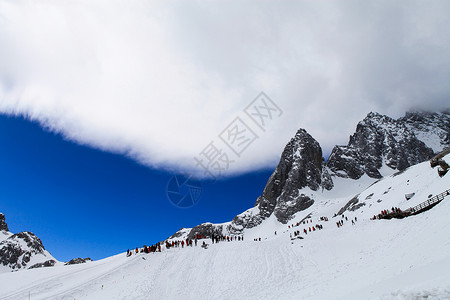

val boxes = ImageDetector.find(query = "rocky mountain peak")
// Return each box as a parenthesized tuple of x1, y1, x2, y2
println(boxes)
(254, 128, 333, 224)
(0, 213, 8, 232)
(361, 111, 394, 125)
(0, 213, 57, 272)
(327, 111, 435, 179)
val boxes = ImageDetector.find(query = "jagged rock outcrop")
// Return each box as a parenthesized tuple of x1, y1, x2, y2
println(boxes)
(229, 208, 262, 234)
(65, 257, 92, 265)
(187, 223, 224, 239)
(0, 213, 58, 272)
(0, 213, 8, 232)
(29, 260, 57, 269)
(327, 112, 435, 179)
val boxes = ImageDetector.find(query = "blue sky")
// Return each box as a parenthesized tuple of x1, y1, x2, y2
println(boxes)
(0, 114, 274, 261)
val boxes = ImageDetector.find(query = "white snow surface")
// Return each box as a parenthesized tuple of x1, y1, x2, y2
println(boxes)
(0, 156, 449, 299)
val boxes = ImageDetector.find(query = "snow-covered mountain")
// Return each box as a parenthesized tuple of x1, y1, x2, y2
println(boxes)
(171, 111, 449, 238)
(0, 213, 58, 273)
(326, 111, 446, 179)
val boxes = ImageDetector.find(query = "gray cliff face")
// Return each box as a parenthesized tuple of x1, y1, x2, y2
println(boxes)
(327, 112, 436, 179)
(255, 129, 333, 224)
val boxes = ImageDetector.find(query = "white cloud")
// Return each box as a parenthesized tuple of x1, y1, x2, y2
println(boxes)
(0, 0, 449, 177)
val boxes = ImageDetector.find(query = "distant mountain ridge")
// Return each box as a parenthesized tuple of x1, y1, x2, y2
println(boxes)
(326, 111, 440, 179)
(170, 110, 449, 239)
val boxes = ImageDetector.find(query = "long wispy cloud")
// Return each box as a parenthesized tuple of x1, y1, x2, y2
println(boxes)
(0, 0, 449, 177)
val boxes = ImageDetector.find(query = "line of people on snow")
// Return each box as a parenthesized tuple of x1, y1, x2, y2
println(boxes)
(126, 235, 244, 256)
(290, 218, 327, 239)
(336, 214, 358, 228)
(211, 235, 244, 244)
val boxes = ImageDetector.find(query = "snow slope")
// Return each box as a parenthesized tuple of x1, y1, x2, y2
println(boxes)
(0, 155, 448, 299)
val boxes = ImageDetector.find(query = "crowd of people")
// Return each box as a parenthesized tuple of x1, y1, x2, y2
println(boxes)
(211, 235, 244, 243)
(127, 242, 162, 256)
(371, 207, 403, 220)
